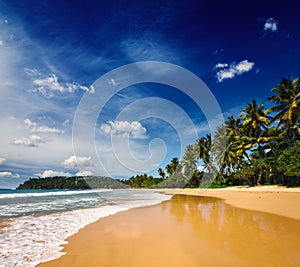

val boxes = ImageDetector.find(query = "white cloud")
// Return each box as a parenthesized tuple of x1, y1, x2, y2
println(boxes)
(0, 157, 6, 164)
(37, 170, 71, 178)
(214, 63, 228, 69)
(264, 18, 278, 32)
(62, 155, 93, 169)
(30, 86, 54, 99)
(0, 40, 3, 46)
(33, 74, 65, 92)
(215, 60, 255, 82)
(101, 120, 148, 139)
(11, 135, 44, 147)
(76, 170, 93, 176)
(216, 69, 236, 82)
(108, 78, 119, 86)
(0, 115, 75, 179)
(66, 82, 90, 93)
(31, 74, 93, 97)
(24, 118, 64, 134)
(0, 171, 20, 178)
(24, 68, 40, 76)
(234, 60, 255, 73)
(89, 85, 95, 94)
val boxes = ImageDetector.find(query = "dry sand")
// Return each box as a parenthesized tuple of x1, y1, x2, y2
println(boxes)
(39, 186, 300, 267)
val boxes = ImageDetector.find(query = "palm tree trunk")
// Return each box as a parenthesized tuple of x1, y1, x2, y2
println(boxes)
(257, 169, 263, 185)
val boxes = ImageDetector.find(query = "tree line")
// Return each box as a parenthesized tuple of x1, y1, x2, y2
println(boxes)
(155, 76, 300, 188)
(17, 176, 129, 189)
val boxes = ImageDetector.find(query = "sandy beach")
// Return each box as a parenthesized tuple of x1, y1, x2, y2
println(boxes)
(162, 185, 300, 220)
(39, 186, 300, 267)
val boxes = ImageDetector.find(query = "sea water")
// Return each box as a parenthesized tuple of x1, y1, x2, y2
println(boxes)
(0, 189, 170, 267)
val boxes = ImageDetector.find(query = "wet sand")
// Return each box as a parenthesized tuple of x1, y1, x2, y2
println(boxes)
(163, 186, 300, 220)
(40, 188, 300, 267)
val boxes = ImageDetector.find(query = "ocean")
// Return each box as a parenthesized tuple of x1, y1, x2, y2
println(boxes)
(0, 188, 170, 267)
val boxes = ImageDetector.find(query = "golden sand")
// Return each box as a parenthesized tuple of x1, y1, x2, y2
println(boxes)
(39, 187, 300, 267)
(173, 186, 300, 220)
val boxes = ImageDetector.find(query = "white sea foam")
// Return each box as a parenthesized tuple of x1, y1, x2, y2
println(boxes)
(0, 189, 112, 199)
(0, 191, 170, 267)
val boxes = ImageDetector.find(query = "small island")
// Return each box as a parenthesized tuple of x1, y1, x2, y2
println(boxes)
(17, 176, 129, 190)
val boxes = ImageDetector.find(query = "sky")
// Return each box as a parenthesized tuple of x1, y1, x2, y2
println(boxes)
(0, 0, 299, 188)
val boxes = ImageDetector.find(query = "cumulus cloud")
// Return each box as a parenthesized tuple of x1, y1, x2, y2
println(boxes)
(264, 18, 278, 32)
(37, 170, 71, 178)
(11, 135, 44, 147)
(101, 120, 148, 139)
(0, 157, 6, 164)
(62, 155, 93, 169)
(215, 60, 255, 82)
(31, 74, 93, 98)
(0, 171, 20, 178)
(24, 118, 63, 134)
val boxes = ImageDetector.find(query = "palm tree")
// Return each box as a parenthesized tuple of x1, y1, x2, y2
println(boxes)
(193, 134, 213, 173)
(266, 76, 300, 140)
(182, 144, 198, 177)
(225, 116, 242, 139)
(224, 116, 246, 172)
(239, 99, 269, 135)
(165, 157, 180, 177)
(236, 100, 270, 162)
(157, 168, 166, 179)
(211, 125, 227, 178)
(251, 151, 269, 185)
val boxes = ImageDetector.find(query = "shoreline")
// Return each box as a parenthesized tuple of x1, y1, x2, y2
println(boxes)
(39, 187, 300, 267)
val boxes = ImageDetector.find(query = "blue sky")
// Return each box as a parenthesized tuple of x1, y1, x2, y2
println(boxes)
(0, 0, 299, 188)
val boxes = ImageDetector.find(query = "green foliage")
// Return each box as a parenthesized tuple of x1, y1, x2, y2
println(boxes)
(277, 141, 300, 177)
(208, 178, 230, 188)
(122, 173, 163, 188)
(157, 173, 189, 188)
(17, 176, 129, 189)
(233, 166, 255, 186)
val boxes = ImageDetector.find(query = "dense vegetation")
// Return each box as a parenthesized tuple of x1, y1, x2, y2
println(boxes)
(122, 173, 164, 188)
(17, 176, 129, 189)
(153, 76, 300, 188)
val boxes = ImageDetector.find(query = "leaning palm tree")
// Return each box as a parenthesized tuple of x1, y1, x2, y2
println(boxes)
(165, 157, 180, 177)
(182, 144, 198, 178)
(266, 76, 300, 140)
(239, 99, 269, 135)
(211, 125, 227, 178)
(225, 116, 242, 139)
(193, 134, 214, 173)
(222, 116, 247, 172)
(236, 99, 270, 162)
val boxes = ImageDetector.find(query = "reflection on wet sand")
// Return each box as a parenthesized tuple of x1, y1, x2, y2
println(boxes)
(163, 195, 300, 266)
